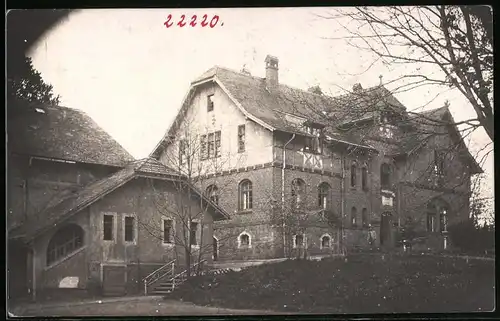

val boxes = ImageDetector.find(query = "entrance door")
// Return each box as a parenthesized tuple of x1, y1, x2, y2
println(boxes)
(212, 237, 218, 261)
(102, 265, 126, 297)
(380, 212, 393, 246)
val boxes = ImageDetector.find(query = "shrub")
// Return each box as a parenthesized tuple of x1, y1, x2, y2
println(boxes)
(448, 218, 495, 254)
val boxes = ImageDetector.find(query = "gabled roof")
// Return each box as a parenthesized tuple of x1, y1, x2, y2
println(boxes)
(389, 106, 483, 174)
(8, 100, 134, 166)
(9, 158, 230, 242)
(150, 66, 402, 157)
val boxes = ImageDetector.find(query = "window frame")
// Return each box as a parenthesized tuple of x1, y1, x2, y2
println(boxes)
(320, 234, 331, 249)
(380, 163, 391, 190)
(318, 182, 331, 209)
(207, 94, 214, 112)
(103, 213, 116, 242)
(162, 218, 175, 246)
(291, 178, 306, 209)
(205, 184, 219, 205)
(361, 208, 368, 228)
(361, 166, 369, 191)
(238, 179, 253, 211)
(123, 214, 137, 244)
(350, 163, 357, 188)
(189, 221, 200, 247)
(238, 125, 246, 153)
(351, 206, 358, 227)
(237, 231, 252, 249)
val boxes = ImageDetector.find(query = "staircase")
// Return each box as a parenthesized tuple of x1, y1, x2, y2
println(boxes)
(143, 259, 207, 295)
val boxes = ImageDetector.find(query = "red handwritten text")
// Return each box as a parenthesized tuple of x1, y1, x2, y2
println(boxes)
(164, 14, 222, 28)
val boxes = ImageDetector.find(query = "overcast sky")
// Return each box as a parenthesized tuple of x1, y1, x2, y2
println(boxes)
(29, 8, 493, 201)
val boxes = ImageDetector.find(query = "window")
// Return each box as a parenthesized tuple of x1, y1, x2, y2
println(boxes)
(179, 139, 188, 165)
(293, 234, 305, 248)
(318, 182, 330, 209)
(206, 185, 219, 205)
(380, 164, 391, 189)
(303, 126, 322, 154)
(215, 131, 221, 157)
(190, 221, 199, 246)
(440, 209, 448, 232)
(361, 166, 368, 190)
(427, 213, 436, 232)
(362, 208, 368, 227)
(238, 180, 253, 210)
(350, 163, 357, 188)
(238, 125, 245, 152)
(204, 131, 221, 159)
(434, 150, 445, 176)
(103, 214, 114, 241)
(200, 135, 207, 160)
(238, 232, 251, 248)
(163, 219, 173, 244)
(291, 178, 306, 209)
(207, 94, 214, 112)
(124, 216, 135, 242)
(427, 198, 449, 233)
(320, 234, 331, 249)
(46, 224, 84, 266)
(351, 207, 357, 227)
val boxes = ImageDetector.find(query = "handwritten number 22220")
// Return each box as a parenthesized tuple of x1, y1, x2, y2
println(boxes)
(164, 14, 220, 28)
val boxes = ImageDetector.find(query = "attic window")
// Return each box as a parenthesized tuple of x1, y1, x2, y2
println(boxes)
(207, 94, 215, 112)
(35, 108, 46, 114)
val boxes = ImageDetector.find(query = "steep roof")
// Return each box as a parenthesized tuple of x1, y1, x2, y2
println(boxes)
(7, 100, 134, 166)
(9, 158, 230, 241)
(151, 66, 400, 156)
(389, 106, 482, 174)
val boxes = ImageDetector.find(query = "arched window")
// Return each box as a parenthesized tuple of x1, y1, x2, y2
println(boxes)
(351, 207, 358, 227)
(351, 163, 357, 187)
(380, 163, 391, 189)
(47, 224, 84, 266)
(320, 234, 331, 249)
(427, 198, 449, 232)
(292, 179, 306, 209)
(238, 180, 253, 210)
(362, 208, 368, 227)
(238, 231, 251, 248)
(205, 184, 219, 205)
(318, 182, 331, 209)
(361, 166, 368, 190)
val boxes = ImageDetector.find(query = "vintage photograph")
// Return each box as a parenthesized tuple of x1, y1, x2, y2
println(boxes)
(7, 7, 494, 316)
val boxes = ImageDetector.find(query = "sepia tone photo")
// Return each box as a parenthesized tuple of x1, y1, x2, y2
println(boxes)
(6, 7, 494, 317)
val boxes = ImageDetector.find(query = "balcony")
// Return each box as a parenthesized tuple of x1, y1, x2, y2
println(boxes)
(273, 147, 341, 172)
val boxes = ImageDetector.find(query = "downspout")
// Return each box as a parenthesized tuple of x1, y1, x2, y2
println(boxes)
(340, 153, 345, 255)
(282, 134, 296, 258)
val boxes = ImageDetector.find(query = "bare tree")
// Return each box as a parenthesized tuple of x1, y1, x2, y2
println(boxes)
(138, 117, 245, 277)
(318, 5, 493, 141)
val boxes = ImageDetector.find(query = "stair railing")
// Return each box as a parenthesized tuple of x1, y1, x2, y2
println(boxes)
(171, 259, 207, 291)
(142, 259, 175, 295)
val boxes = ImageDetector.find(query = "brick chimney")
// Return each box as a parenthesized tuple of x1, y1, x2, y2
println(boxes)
(265, 55, 279, 89)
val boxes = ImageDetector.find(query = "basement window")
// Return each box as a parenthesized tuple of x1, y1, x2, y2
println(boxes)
(238, 232, 251, 249)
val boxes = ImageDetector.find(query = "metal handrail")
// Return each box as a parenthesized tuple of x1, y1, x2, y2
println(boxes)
(143, 259, 175, 295)
(170, 259, 207, 290)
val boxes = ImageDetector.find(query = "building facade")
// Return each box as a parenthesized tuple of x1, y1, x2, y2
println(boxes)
(150, 55, 482, 261)
(7, 102, 228, 301)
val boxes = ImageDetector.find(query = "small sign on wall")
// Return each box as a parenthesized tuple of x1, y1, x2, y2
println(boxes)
(381, 195, 394, 207)
(59, 276, 79, 288)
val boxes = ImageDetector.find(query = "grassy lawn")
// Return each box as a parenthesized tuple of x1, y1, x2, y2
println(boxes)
(169, 254, 495, 314)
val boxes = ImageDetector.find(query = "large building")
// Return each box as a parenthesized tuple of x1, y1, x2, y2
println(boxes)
(7, 101, 228, 301)
(151, 55, 482, 261)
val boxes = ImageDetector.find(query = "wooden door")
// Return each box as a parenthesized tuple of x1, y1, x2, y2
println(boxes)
(102, 265, 126, 297)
